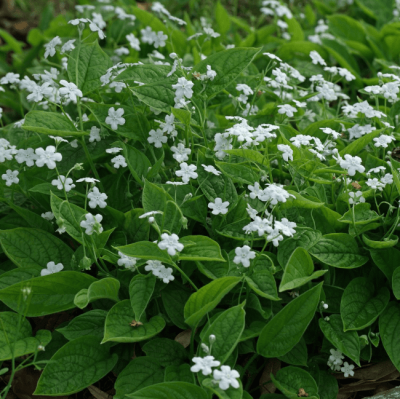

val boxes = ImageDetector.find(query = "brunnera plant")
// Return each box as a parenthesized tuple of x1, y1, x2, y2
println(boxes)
(0, 0, 400, 398)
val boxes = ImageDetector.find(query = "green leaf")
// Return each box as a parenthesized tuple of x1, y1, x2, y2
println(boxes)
(131, 81, 176, 112)
(270, 366, 319, 399)
(0, 267, 41, 290)
(193, 47, 261, 98)
(379, 302, 400, 372)
(124, 209, 150, 243)
(0, 271, 97, 317)
(51, 192, 87, 244)
(216, 162, 259, 185)
(278, 338, 308, 366)
(67, 41, 112, 95)
(340, 277, 390, 331)
(130, 273, 156, 321)
(143, 338, 188, 367)
(116, 64, 174, 84)
(0, 227, 73, 269)
(7, 203, 53, 233)
(179, 236, 225, 262)
(370, 247, 400, 280)
(116, 241, 173, 266)
(115, 358, 164, 399)
(184, 277, 242, 327)
(215, 1, 231, 35)
(0, 312, 52, 361)
(202, 378, 243, 399)
(257, 283, 322, 357)
(246, 270, 280, 300)
(339, 128, 382, 156)
(309, 233, 368, 269)
(279, 248, 328, 292)
(23, 111, 86, 137)
(161, 283, 191, 329)
(362, 234, 398, 249)
(127, 382, 208, 399)
(57, 309, 107, 341)
(328, 15, 366, 44)
(120, 142, 151, 186)
(319, 315, 360, 366)
(74, 277, 120, 309)
(200, 304, 245, 363)
(34, 336, 118, 396)
(163, 200, 184, 235)
(165, 364, 195, 384)
(338, 203, 380, 225)
(393, 267, 400, 300)
(103, 300, 165, 343)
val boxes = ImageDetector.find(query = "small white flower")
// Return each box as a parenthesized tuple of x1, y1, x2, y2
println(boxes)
(202, 164, 221, 176)
(213, 365, 240, 390)
(233, 245, 256, 267)
(208, 198, 229, 215)
(190, 356, 221, 376)
(310, 50, 326, 66)
(171, 143, 191, 163)
(35, 146, 62, 169)
(2, 170, 19, 186)
(158, 233, 184, 256)
(111, 155, 127, 169)
(44, 36, 62, 58)
(148, 129, 168, 148)
(60, 39, 76, 54)
(278, 104, 297, 117)
(263, 52, 282, 62)
(89, 126, 101, 142)
(339, 154, 365, 176)
(41, 261, 64, 276)
(77, 177, 100, 184)
(373, 135, 394, 148)
(341, 362, 355, 378)
(105, 107, 125, 130)
(277, 144, 293, 162)
(348, 191, 365, 205)
(172, 77, 194, 99)
(88, 187, 108, 208)
(80, 213, 103, 235)
(88, 20, 106, 40)
(117, 251, 138, 270)
(175, 162, 198, 183)
(59, 80, 83, 102)
(41, 211, 54, 221)
(153, 31, 168, 48)
(126, 33, 140, 51)
(106, 147, 122, 154)
(156, 265, 175, 283)
(320, 127, 341, 139)
(15, 148, 37, 166)
(51, 175, 75, 192)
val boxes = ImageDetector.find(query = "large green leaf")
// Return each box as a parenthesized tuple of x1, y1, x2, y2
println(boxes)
(74, 277, 120, 309)
(246, 270, 280, 300)
(130, 273, 156, 321)
(309, 233, 368, 268)
(103, 300, 165, 343)
(379, 302, 400, 372)
(0, 312, 52, 361)
(0, 272, 96, 316)
(184, 277, 241, 327)
(120, 142, 151, 186)
(143, 338, 188, 367)
(270, 366, 319, 399)
(116, 241, 173, 266)
(127, 382, 208, 399)
(67, 41, 112, 95)
(193, 47, 261, 98)
(179, 236, 225, 262)
(257, 283, 322, 357)
(0, 227, 73, 269)
(131, 81, 176, 112)
(278, 338, 308, 366)
(338, 203, 380, 225)
(279, 248, 327, 292)
(319, 315, 360, 366)
(115, 64, 174, 84)
(34, 336, 118, 396)
(341, 277, 390, 331)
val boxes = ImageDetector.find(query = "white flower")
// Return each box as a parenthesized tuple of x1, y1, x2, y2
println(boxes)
(261, 183, 294, 205)
(139, 211, 163, 219)
(348, 191, 365, 205)
(320, 127, 341, 139)
(213, 366, 240, 390)
(204, 27, 220, 38)
(106, 107, 125, 130)
(233, 245, 256, 268)
(41, 261, 64, 276)
(264, 52, 282, 62)
(35, 146, 62, 169)
(171, 143, 191, 163)
(114, 47, 130, 56)
(172, 77, 194, 99)
(310, 50, 326, 66)
(290, 134, 313, 147)
(145, 260, 164, 273)
(41, 211, 54, 221)
(141, 26, 156, 44)
(236, 84, 253, 96)
(109, 81, 127, 93)
(329, 349, 344, 366)
(106, 147, 122, 154)
(26, 82, 54, 102)
(44, 36, 62, 58)
(373, 135, 394, 148)
(89, 126, 101, 142)
(0, 72, 20, 84)
(88, 20, 106, 40)
(341, 362, 355, 378)
(202, 164, 221, 176)
(366, 178, 385, 191)
(278, 104, 297, 117)
(117, 251, 138, 270)
(2, 170, 19, 186)
(14, 119, 25, 128)
(208, 198, 229, 215)
(59, 80, 83, 102)
(49, 136, 68, 144)
(156, 265, 175, 283)
(339, 154, 365, 176)
(275, 218, 297, 237)
(200, 65, 217, 81)
(191, 356, 221, 376)
(111, 155, 127, 169)
(80, 213, 103, 235)
(15, 148, 37, 166)
(381, 173, 393, 185)
(126, 33, 140, 51)
(158, 233, 184, 256)
(246, 204, 258, 220)
(148, 129, 168, 148)
(153, 31, 168, 48)
(60, 39, 76, 54)
(51, 175, 75, 192)
(88, 187, 108, 208)
(77, 177, 100, 184)
(175, 162, 198, 183)
(277, 144, 293, 162)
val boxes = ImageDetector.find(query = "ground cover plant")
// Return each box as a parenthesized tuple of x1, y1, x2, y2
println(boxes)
(2, 0, 400, 398)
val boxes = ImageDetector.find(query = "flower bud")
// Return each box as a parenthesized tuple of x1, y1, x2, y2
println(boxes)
(209, 334, 216, 343)
(149, 216, 155, 224)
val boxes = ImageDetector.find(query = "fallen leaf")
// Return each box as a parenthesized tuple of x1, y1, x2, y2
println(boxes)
(175, 329, 191, 348)
(259, 358, 281, 394)
(88, 385, 112, 399)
